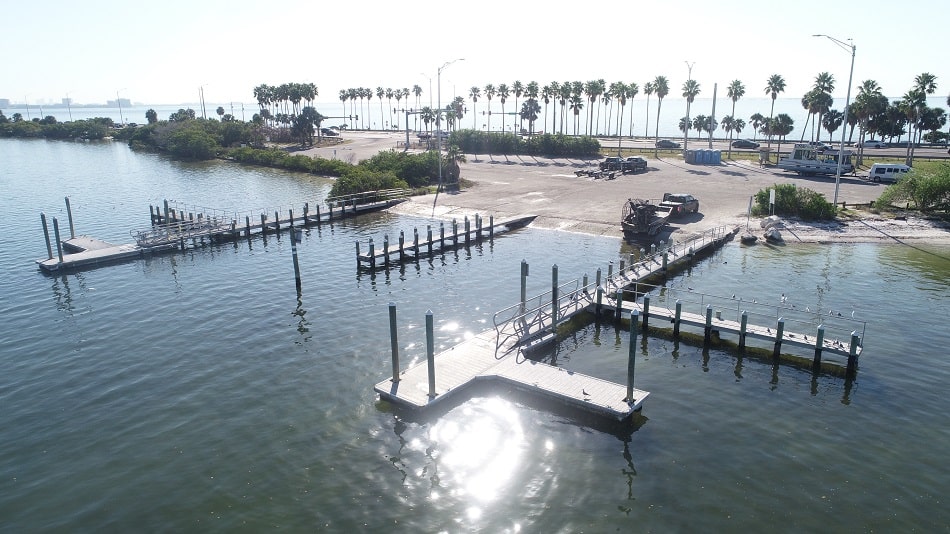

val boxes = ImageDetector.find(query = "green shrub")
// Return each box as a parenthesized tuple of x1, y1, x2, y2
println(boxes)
(876, 163, 950, 214)
(753, 183, 836, 220)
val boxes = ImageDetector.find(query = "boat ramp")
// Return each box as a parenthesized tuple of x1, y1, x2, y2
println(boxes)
(376, 225, 866, 422)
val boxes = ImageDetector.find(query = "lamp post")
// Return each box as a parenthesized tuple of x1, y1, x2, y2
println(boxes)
(65, 91, 73, 121)
(683, 61, 695, 156)
(437, 58, 464, 192)
(814, 34, 855, 208)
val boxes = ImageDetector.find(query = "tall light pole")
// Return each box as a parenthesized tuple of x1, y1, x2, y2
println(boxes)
(814, 34, 855, 208)
(683, 61, 695, 155)
(65, 91, 73, 121)
(437, 58, 464, 192)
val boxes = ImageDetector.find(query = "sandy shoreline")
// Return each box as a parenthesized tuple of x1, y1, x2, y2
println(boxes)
(303, 132, 950, 245)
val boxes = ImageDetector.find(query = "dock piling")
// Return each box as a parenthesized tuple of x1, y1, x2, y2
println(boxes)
(274, 210, 280, 231)
(368, 238, 376, 269)
(464, 216, 470, 247)
(383, 235, 390, 267)
(427, 226, 433, 255)
(389, 303, 400, 382)
(673, 300, 682, 337)
(303, 203, 309, 227)
(355, 241, 361, 267)
(260, 213, 267, 234)
(291, 227, 302, 291)
(452, 219, 458, 245)
(704, 305, 713, 343)
(398, 231, 405, 262)
(64, 197, 76, 239)
(615, 289, 624, 323)
(596, 285, 604, 317)
(489, 215, 494, 239)
(520, 260, 529, 314)
(739, 311, 748, 350)
(642, 295, 651, 330)
(813, 325, 825, 368)
(626, 310, 639, 402)
(847, 332, 860, 376)
(551, 264, 559, 327)
(773, 318, 785, 357)
(52, 217, 64, 263)
(163, 199, 169, 224)
(245, 216, 251, 237)
(426, 310, 436, 398)
(439, 222, 445, 249)
(40, 213, 53, 260)
(413, 228, 419, 257)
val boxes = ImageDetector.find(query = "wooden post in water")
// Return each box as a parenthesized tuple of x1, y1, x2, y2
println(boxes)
(368, 238, 376, 269)
(452, 219, 458, 245)
(245, 216, 251, 237)
(642, 295, 651, 330)
(355, 241, 361, 267)
(439, 222, 445, 249)
(739, 311, 748, 350)
(489, 215, 494, 240)
(773, 318, 785, 357)
(813, 325, 825, 368)
(40, 213, 53, 260)
(149, 205, 155, 225)
(274, 210, 280, 231)
(595, 267, 602, 289)
(426, 310, 436, 398)
(596, 284, 604, 317)
(427, 226, 433, 255)
(316, 205, 322, 224)
(398, 231, 405, 262)
(289, 208, 294, 228)
(64, 197, 76, 239)
(260, 213, 267, 234)
(464, 216, 470, 247)
(383, 235, 390, 267)
(846, 332, 860, 377)
(615, 289, 624, 323)
(626, 310, 639, 402)
(413, 228, 419, 257)
(662, 252, 668, 272)
(608, 261, 614, 280)
(291, 226, 302, 292)
(389, 303, 400, 382)
(673, 300, 682, 337)
(476, 214, 482, 239)
(704, 305, 713, 344)
(303, 203, 309, 227)
(551, 264, 559, 327)
(52, 217, 64, 263)
(163, 199, 170, 224)
(520, 260, 529, 314)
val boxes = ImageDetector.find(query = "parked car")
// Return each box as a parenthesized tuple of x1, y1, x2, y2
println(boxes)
(808, 141, 834, 151)
(320, 128, 339, 137)
(731, 139, 760, 149)
(857, 140, 887, 148)
(659, 193, 700, 216)
(655, 139, 681, 149)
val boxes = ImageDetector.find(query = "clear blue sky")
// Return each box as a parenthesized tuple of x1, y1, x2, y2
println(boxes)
(3, 0, 947, 106)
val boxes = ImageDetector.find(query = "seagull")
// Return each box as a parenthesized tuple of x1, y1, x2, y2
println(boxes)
(582, 389, 590, 396)
(731, 294, 736, 299)
(781, 293, 787, 303)
(806, 306, 811, 312)
(851, 310, 855, 319)
(766, 327, 771, 334)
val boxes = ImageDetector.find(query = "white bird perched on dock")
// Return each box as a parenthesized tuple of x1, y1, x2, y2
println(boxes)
(781, 293, 787, 303)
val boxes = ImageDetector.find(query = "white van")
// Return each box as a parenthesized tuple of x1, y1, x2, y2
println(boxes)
(869, 163, 910, 183)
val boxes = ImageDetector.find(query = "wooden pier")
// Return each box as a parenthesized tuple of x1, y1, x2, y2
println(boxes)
(355, 214, 536, 270)
(36, 191, 409, 272)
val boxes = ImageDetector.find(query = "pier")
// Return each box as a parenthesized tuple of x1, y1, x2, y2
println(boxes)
(354, 214, 536, 270)
(376, 225, 866, 422)
(36, 190, 409, 272)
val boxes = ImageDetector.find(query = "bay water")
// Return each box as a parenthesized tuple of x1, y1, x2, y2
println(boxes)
(1, 139, 948, 531)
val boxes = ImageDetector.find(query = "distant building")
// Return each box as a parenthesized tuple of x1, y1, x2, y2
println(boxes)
(106, 98, 132, 107)
(0, 98, 10, 108)
(62, 97, 72, 106)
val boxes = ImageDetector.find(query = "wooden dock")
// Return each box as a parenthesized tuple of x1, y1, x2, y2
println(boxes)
(36, 191, 409, 272)
(355, 214, 536, 269)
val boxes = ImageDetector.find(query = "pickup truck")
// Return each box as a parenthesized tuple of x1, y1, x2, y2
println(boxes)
(599, 156, 648, 174)
(658, 193, 699, 217)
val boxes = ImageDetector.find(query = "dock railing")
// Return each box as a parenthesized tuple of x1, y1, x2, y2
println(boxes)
(133, 215, 234, 248)
(493, 278, 583, 355)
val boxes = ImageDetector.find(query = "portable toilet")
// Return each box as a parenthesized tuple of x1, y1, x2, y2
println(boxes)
(712, 150, 721, 164)
(699, 149, 709, 164)
(685, 150, 696, 164)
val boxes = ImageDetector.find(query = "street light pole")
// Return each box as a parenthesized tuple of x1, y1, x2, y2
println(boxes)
(437, 58, 464, 192)
(814, 34, 855, 208)
(116, 90, 125, 125)
(683, 61, 695, 156)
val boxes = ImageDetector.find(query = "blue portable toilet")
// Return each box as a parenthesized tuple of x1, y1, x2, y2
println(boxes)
(700, 149, 709, 164)
(712, 150, 722, 164)
(685, 150, 696, 164)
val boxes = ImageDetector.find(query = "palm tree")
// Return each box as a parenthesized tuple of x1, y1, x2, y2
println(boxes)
(569, 94, 584, 135)
(692, 115, 707, 140)
(652, 76, 670, 156)
(721, 116, 745, 159)
(541, 83, 555, 134)
(412, 85, 423, 131)
(626, 82, 639, 138)
(520, 98, 542, 134)
(764, 74, 786, 154)
(558, 82, 572, 134)
(771, 113, 795, 156)
(394, 89, 404, 129)
(512, 81, 524, 133)
(469, 86, 481, 129)
(483, 84, 496, 132)
(822, 109, 844, 142)
(497, 83, 510, 133)
(750, 112, 765, 142)
(726, 80, 745, 151)
(907, 72, 938, 163)
(682, 79, 701, 150)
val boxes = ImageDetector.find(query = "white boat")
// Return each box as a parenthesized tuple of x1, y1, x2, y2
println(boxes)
(777, 144, 853, 176)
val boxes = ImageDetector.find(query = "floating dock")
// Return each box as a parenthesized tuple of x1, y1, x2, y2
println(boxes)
(376, 224, 866, 422)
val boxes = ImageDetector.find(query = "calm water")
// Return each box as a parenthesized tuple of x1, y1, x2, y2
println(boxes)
(1, 139, 949, 532)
